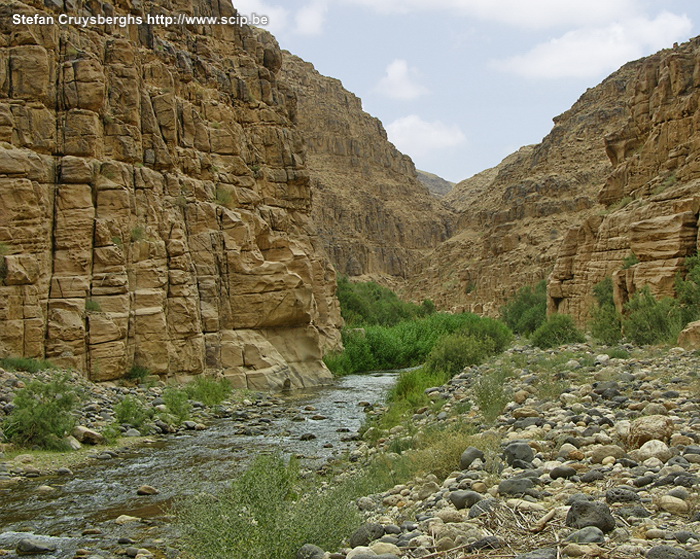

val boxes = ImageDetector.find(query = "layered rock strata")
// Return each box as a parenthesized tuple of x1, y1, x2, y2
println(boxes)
(281, 53, 454, 279)
(549, 38, 700, 321)
(0, 0, 341, 388)
(407, 63, 635, 315)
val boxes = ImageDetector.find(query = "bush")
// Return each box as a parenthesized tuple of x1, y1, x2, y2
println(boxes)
(326, 312, 512, 376)
(0, 357, 58, 374)
(336, 276, 433, 327)
(589, 277, 622, 344)
(3, 374, 80, 450)
(530, 314, 585, 349)
(501, 280, 547, 335)
(114, 395, 152, 429)
(676, 254, 700, 324)
(85, 299, 102, 312)
(126, 365, 151, 381)
(424, 334, 494, 376)
(162, 388, 191, 425)
(185, 377, 233, 407)
(473, 368, 512, 423)
(177, 454, 365, 559)
(623, 287, 683, 345)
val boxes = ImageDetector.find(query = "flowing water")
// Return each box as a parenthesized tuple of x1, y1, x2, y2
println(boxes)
(0, 372, 397, 558)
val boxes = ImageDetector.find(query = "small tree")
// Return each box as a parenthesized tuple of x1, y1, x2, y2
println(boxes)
(3, 374, 80, 450)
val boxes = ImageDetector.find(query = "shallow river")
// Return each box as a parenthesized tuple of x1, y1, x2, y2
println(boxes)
(0, 372, 397, 558)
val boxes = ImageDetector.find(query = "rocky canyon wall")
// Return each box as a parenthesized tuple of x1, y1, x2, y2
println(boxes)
(0, 0, 341, 389)
(549, 38, 700, 321)
(281, 53, 454, 280)
(406, 63, 636, 315)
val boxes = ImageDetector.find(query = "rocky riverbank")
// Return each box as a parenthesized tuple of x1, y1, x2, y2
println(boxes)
(0, 367, 394, 559)
(313, 344, 700, 559)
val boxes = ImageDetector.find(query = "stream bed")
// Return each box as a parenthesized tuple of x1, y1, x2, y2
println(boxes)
(0, 372, 397, 559)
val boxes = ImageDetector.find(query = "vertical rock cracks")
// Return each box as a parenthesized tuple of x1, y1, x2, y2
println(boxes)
(0, 0, 342, 389)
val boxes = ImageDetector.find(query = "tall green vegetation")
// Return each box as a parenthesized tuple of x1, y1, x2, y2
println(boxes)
(588, 255, 700, 346)
(589, 277, 623, 344)
(530, 313, 585, 349)
(501, 280, 547, 335)
(3, 374, 80, 450)
(177, 454, 369, 559)
(325, 312, 512, 375)
(336, 275, 434, 327)
(622, 287, 683, 345)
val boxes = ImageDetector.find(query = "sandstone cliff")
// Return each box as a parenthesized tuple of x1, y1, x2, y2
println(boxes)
(281, 53, 454, 280)
(0, 0, 341, 389)
(406, 65, 636, 315)
(550, 38, 700, 321)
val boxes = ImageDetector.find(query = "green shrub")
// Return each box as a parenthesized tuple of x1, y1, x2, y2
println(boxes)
(0, 357, 58, 374)
(3, 374, 80, 450)
(589, 277, 622, 344)
(85, 299, 102, 312)
(177, 454, 365, 559)
(185, 376, 233, 407)
(501, 280, 547, 335)
(162, 388, 191, 425)
(622, 252, 639, 269)
(336, 276, 432, 327)
(473, 368, 512, 423)
(530, 314, 585, 349)
(623, 287, 683, 345)
(326, 312, 512, 376)
(676, 254, 700, 324)
(130, 225, 146, 242)
(424, 334, 494, 376)
(126, 364, 151, 381)
(114, 395, 152, 429)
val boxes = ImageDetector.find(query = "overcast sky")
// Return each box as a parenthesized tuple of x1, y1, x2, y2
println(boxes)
(232, 0, 700, 183)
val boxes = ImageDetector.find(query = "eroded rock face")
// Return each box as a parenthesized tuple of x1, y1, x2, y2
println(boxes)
(281, 53, 454, 280)
(406, 63, 635, 315)
(0, 0, 341, 388)
(549, 38, 700, 321)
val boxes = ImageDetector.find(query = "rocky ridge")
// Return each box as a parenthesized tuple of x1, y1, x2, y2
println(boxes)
(416, 170, 454, 198)
(550, 37, 700, 323)
(0, 0, 341, 388)
(405, 59, 637, 316)
(319, 344, 700, 559)
(281, 53, 454, 279)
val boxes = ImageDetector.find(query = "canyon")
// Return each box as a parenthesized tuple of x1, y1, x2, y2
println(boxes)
(2, 0, 700, 386)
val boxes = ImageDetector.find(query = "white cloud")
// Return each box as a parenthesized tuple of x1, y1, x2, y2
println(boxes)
(376, 59, 430, 100)
(341, 0, 641, 29)
(232, 0, 290, 34)
(295, 1, 328, 35)
(386, 115, 466, 157)
(495, 12, 692, 79)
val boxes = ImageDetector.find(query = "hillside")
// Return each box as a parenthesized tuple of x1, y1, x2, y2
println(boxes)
(281, 53, 454, 280)
(417, 170, 454, 198)
(549, 38, 700, 322)
(405, 61, 638, 315)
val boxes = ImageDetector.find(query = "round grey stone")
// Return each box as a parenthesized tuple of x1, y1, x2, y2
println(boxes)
(565, 526, 606, 543)
(499, 477, 534, 496)
(348, 523, 384, 548)
(449, 490, 483, 509)
(460, 446, 485, 469)
(297, 543, 325, 559)
(503, 441, 534, 466)
(16, 538, 58, 554)
(565, 500, 616, 533)
(550, 465, 577, 480)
